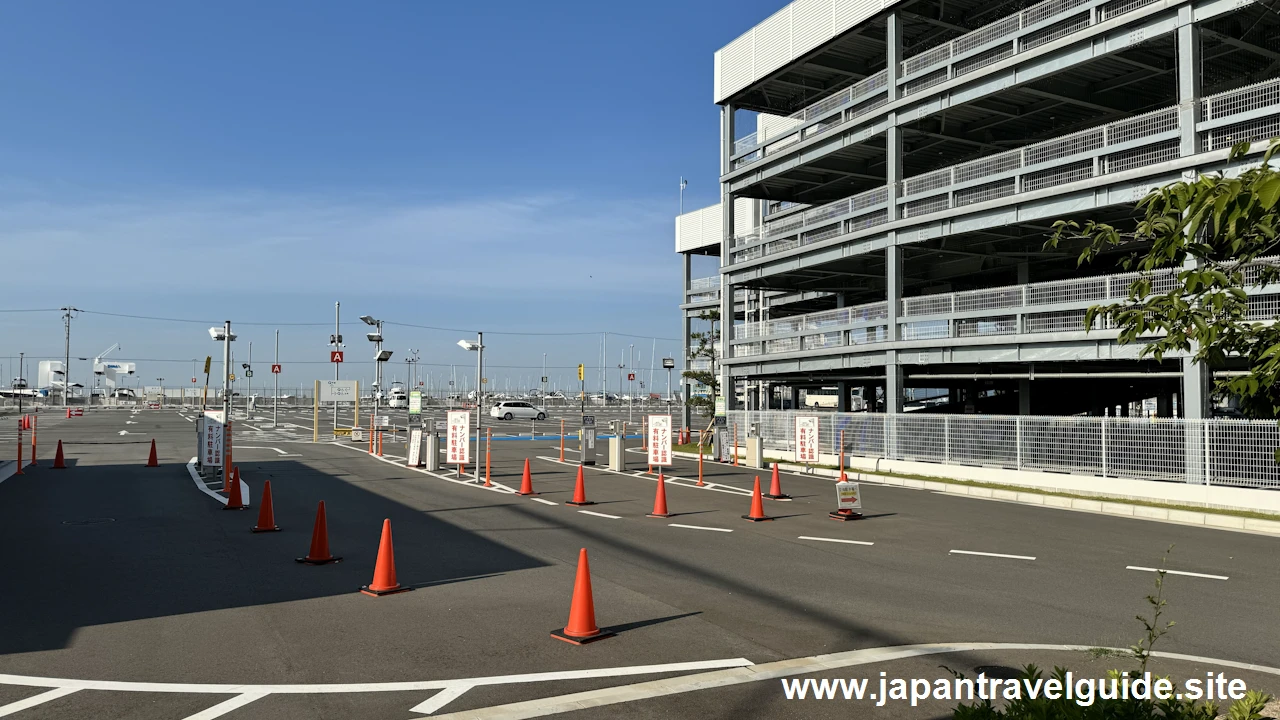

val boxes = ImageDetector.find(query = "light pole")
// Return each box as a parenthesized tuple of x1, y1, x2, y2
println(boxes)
(457, 334, 483, 481)
(679, 177, 687, 214)
(361, 315, 391, 433)
(663, 357, 675, 412)
(629, 343, 634, 422)
(156, 378, 164, 408)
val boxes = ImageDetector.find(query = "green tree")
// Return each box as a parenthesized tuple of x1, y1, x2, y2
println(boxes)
(1047, 140, 1280, 418)
(682, 309, 720, 415)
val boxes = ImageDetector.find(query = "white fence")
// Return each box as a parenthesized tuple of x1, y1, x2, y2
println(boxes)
(725, 410, 1280, 489)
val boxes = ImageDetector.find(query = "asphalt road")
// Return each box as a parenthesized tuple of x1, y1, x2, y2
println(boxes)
(0, 407, 1277, 719)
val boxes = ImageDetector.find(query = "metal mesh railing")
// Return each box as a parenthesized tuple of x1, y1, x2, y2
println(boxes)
(732, 70, 891, 157)
(762, 186, 887, 238)
(1202, 77, 1280, 122)
(1203, 115, 1280, 153)
(689, 276, 719, 291)
(1099, 0, 1160, 21)
(724, 411, 1280, 489)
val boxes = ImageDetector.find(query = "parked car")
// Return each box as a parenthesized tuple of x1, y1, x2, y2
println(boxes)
(489, 400, 547, 420)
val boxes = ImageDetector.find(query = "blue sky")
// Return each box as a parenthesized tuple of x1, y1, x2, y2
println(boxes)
(0, 0, 777, 394)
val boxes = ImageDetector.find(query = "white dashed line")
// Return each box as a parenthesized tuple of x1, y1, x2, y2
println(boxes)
(950, 549, 1036, 561)
(669, 523, 732, 533)
(797, 536, 875, 546)
(578, 510, 621, 519)
(530, 498, 558, 506)
(1126, 566, 1228, 580)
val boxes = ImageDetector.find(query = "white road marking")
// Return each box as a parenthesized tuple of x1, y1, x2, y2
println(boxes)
(578, 510, 621, 519)
(530, 498, 558, 506)
(181, 693, 267, 720)
(669, 523, 732, 533)
(235, 446, 301, 457)
(327, 443, 517, 494)
(410, 686, 470, 715)
(426, 644, 1280, 720)
(1126, 566, 1229, 580)
(950, 549, 1036, 561)
(117, 430, 129, 436)
(0, 658, 754, 698)
(0, 687, 79, 716)
(185, 458, 228, 506)
(797, 536, 875, 546)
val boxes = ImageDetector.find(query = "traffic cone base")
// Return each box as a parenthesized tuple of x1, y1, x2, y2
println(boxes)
(251, 525, 282, 532)
(551, 548, 613, 645)
(551, 627, 615, 645)
(297, 555, 342, 564)
(145, 439, 159, 467)
(52, 440, 66, 469)
(360, 584, 413, 597)
(828, 510, 864, 521)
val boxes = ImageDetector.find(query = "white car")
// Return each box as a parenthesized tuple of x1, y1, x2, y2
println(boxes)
(490, 401, 546, 421)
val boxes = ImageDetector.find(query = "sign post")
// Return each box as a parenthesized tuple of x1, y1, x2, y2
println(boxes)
(795, 415, 820, 471)
(830, 477, 864, 521)
(647, 414, 672, 468)
(447, 410, 470, 471)
(409, 390, 422, 416)
(407, 426, 423, 468)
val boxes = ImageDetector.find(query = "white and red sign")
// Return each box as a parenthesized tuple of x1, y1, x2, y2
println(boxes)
(271, 364, 282, 374)
(647, 414, 672, 467)
(446, 410, 470, 465)
(202, 410, 225, 467)
(330, 351, 344, 363)
(628, 373, 635, 381)
(191, 377, 197, 383)
(795, 415, 820, 464)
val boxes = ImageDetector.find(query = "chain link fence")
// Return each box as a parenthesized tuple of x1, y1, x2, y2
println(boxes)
(725, 410, 1280, 489)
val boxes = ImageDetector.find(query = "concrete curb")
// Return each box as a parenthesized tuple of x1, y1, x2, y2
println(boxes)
(670, 450, 1280, 538)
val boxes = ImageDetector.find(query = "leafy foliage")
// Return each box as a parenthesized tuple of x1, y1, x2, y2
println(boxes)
(682, 309, 720, 413)
(1046, 139, 1280, 417)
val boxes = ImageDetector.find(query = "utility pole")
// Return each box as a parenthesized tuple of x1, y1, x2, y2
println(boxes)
(222, 321, 231, 422)
(246, 341, 252, 415)
(17, 351, 23, 415)
(60, 307, 79, 407)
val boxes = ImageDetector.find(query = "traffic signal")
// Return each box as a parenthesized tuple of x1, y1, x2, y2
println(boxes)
(577, 364, 585, 381)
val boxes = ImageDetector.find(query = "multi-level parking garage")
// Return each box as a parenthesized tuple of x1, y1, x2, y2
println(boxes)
(678, 0, 1280, 419)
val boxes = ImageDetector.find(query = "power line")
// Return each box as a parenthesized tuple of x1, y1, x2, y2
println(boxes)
(4, 307, 680, 341)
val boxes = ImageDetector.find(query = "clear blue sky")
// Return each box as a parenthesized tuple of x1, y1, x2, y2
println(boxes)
(0, 0, 780, 394)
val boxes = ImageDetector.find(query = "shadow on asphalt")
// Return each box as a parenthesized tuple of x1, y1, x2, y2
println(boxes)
(0, 458, 547, 656)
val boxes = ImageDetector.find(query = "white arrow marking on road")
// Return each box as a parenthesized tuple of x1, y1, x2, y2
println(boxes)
(118, 430, 129, 436)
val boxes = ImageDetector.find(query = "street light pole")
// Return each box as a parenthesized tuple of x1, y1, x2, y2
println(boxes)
(222, 321, 231, 422)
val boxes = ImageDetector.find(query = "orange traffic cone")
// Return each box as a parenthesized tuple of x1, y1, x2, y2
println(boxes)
(646, 470, 672, 518)
(250, 480, 280, 532)
(360, 519, 412, 596)
(52, 440, 66, 470)
(839, 471, 848, 483)
(518, 458, 538, 496)
(296, 501, 342, 564)
(742, 477, 774, 522)
(764, 464, 791, 500)
(566, 466, 593, 506)
(550, 548, 614, 645)
(224, 466, 248, 510)
(145, 439, 159, 467)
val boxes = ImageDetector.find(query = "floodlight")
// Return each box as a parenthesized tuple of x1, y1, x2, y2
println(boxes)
(457, 339, 481, 351)
(375, 350, 393, 362)
(366, 333, 383, 343)
(359, 315, 378, 326)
